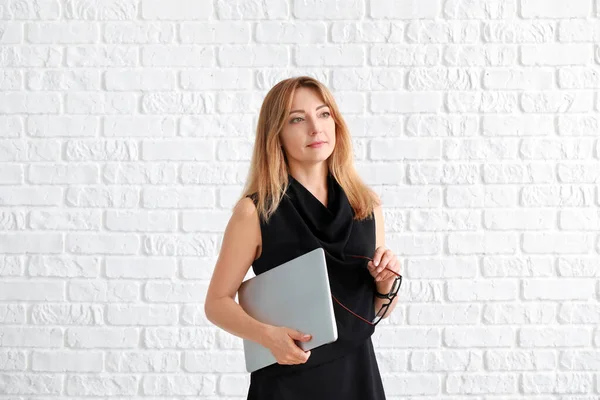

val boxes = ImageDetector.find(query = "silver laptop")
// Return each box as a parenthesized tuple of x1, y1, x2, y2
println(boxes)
(237, 247, 338, 373)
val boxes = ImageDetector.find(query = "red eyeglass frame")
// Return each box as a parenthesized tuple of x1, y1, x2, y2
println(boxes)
(330, 254, 402, 326)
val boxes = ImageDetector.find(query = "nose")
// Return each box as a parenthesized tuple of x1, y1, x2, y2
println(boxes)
(307, 115, 322, 135)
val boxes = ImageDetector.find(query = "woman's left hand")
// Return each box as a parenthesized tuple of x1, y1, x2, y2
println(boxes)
(367, 246, 401, 283)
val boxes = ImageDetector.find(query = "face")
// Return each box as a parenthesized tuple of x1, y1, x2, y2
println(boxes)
(279, 86, 336, 168)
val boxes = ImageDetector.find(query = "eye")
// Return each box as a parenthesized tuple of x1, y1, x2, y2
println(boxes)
(290, 111, 330, 124)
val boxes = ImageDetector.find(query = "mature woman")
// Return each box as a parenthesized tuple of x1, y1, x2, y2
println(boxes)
(204, 76, 402, 399)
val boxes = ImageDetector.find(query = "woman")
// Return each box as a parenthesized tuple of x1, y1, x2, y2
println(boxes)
(204, 76, 402, 399)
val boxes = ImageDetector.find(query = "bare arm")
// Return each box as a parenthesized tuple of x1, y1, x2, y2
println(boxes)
(204, 197, 273, 347)
(373, 204, 400, 318)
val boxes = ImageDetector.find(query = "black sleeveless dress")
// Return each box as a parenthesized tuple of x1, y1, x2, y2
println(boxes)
(245, 172, 387, 400)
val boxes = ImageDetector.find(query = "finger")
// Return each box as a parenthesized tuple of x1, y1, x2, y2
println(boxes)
(367, 261, 378, 276)
(389, 259, 401, 275)
(380, 262, 400, 279)
(294, 350, 308, 362)
(372, 246, 386, 267)
(303, 351, 311, 362)
(288, 330, 311, 341)
(375, 252, 393, 273)
(293, 343, 308, 356)
(378, 261, 400, 280)
(368, 261, 381, 279)
(300, 350, 310, 361)
(376, 270, 392, 282)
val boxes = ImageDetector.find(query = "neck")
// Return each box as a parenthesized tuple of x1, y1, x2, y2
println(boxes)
(288, 164, 330, 195)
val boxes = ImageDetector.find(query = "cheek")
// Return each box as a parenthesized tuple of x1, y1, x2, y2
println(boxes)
(279, 131, 302, 154)
(279, 129, 293, 146)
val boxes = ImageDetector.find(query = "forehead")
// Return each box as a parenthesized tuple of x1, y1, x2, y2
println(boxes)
(290, 86, 326, 106)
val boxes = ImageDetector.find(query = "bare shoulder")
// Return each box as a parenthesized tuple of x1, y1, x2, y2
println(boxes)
(373, 203, 383, 230)
(204, 197, 262, 303)
(373, 201, 382, 215)
(373, 202, 385, 249)
(230, 197, 262, 252)
(234, 196, 259, 220)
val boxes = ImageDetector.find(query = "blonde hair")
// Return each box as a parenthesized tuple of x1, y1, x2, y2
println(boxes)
(239, 76, 380, 222)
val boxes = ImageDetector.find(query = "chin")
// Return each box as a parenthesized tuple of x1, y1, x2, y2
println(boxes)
(296, 155, 332, 165)
(308, 146, 333, 156)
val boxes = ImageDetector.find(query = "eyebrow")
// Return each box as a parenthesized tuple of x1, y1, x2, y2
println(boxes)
(289, 104, 329, 115)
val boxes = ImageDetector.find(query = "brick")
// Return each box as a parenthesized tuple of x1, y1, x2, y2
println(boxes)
(482, 115, 554, 136)
(141, 0, 211, 20)
(32, 351, 103, 372)
(105, 70, 176, 90)
(0, 46, 62, 67)
(369, 139, 441, 160)
(107, 305, 177, 325)
(371, 45, 440, 66)
(215, 0, 288, 19)
(105, 257, 176, 278)
(295, 0, 364, 19)
(521, 44, 593, 66)
(483, 68, 554, 89)
(141, 140, 214, 161)
(106, 351, 179, 372)
(26, 22, 98, 43)
(521, 0, 591, 18)
(66, 327, 139, 348)
(64, 0, 137, 20)
(332, 22, 403, 43)
(483, 21, 555, 43)
(371, 92, 442, 113)
(66, 375, 138, 396)
(27, 70, 101, 91)
(371, 0, 440, 18)
(486, 350, 556, 371)
(66, 233, 139, 255)
(66, 46, 137, 67)
(66, 92, 135, 114)
(447, 280, 518, 301)
(68, 281, 139, 302)
(446, 373, 517, 394)
(103, 22, 175, 43)
(443, 0, 517, 19)
(0, 0, 60, 19)
(218, 45, 288, 67)
(406, 21, 478, 43)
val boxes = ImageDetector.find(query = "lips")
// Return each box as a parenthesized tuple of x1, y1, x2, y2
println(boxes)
(307, 141, 326, 147)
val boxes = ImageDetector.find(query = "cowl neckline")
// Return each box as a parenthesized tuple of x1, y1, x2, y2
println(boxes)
(285, 172, 354, 262)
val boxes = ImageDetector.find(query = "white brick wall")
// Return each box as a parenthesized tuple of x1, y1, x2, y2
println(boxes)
(0, 0, 599, 398)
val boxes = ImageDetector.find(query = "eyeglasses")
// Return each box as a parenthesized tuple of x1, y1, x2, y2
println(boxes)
(330, 254, 402, 326)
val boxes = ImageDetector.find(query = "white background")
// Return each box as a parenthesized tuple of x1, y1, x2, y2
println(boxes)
(1, 0, 600, 398)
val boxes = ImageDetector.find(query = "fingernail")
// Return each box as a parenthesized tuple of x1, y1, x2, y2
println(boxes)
(374, 261, 379, 267)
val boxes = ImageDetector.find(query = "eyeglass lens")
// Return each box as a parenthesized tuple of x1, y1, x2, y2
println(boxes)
(390, 277, 401, 294)
(372, 303, 389, 324)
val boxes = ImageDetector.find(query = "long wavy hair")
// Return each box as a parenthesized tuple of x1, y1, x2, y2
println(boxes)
(239, 76, 380, 222)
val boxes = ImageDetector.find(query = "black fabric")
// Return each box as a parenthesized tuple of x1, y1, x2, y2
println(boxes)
(247, 334, 386, 399)
(245, 171, 386, 399)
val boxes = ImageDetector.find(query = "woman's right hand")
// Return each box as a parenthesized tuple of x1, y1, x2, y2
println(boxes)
(262, 326, 312, 365)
